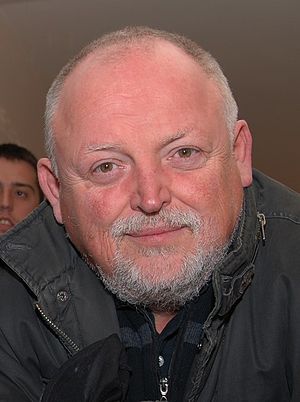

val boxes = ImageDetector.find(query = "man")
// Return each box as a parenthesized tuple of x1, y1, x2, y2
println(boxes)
(0, 143, 43, 235)
(0, 27, 299, 402)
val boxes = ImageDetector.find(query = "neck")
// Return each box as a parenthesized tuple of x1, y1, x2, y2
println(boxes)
(153, 311, 177, 333)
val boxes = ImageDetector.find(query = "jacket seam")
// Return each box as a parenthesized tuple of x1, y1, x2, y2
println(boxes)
(264, 214, 300, 224)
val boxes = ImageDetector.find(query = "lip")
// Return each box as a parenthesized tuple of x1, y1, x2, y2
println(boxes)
(0, 217, 14, 226)
(126, 226, 186, 245)
(0, 216, 14, 233)
(129, 226, 183, 237)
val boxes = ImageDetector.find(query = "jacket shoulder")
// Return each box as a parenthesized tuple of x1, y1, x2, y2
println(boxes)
(253, 169, 300, 222)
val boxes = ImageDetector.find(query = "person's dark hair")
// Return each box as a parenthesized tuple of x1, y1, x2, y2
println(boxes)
(0, 143, 44, 201)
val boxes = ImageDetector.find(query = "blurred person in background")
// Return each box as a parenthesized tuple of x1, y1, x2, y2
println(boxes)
(0, 143, 43, 235)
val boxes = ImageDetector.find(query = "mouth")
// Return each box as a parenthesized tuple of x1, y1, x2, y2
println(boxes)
(129, 226, 184, 237)
(126, 225, 187, 246)
(0, 217, 14, 233)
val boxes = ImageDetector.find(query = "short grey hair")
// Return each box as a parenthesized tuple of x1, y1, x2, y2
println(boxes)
(45, 26, 238, 175)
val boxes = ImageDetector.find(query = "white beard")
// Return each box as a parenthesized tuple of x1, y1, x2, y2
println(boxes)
(86, 208, 237, 312)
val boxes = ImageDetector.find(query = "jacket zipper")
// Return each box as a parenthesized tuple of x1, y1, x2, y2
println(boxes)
(159, 377, 169, 400)
(35, 303, 80, 354)
(257, 212, 266, 241)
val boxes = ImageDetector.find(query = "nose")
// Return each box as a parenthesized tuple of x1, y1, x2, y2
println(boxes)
(130, 166, 171, 214)
(0, 188, 13, 211)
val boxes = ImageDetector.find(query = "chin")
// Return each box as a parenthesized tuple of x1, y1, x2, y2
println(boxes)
(123, 249, 189, 278)
(93, 238, 228, 311)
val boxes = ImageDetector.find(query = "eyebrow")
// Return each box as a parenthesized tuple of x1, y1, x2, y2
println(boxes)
(160, 130, 188, 148)
(85, 130, 190, 154)
(85, 143, 123, 153)
(12, 182, 36, 192)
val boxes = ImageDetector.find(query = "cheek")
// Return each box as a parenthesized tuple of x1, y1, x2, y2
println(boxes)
(15, 200, 36, 218)
(173, 173, 221, 213)
(174, 167, 243, 237)
(59, 185, 126, 248)
(84, 188, 127, 228)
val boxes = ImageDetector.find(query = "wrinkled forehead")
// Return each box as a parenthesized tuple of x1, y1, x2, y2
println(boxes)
(52, 40, 223, 148)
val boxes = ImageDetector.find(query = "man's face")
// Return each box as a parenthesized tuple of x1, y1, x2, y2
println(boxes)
(39, 41, 252, 308)
(0, 158, 41, 234)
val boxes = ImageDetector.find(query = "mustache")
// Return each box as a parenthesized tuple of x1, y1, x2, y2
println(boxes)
(110, 209, 203, 237)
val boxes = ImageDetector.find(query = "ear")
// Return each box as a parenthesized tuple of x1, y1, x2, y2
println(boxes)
(37, 158, 63, 224)
(233, 120, 253, 188)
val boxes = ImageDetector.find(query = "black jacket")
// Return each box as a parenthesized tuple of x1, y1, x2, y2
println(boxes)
(0, 170, 300, 401)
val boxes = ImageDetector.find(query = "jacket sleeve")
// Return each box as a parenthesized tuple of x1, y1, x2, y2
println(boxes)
(285, 260, 300, 401)
(41, 334, 129, 402)
(0, 267, 56, 401)
(0, 330, 39, 402)
(0, 266, 129, 402)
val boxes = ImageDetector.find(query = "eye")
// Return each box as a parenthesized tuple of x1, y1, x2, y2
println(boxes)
(92, 160, 121, 175)
(15, 190, 28, 199)
(95, 162, 115, 173)
(177, 148, 194, 158)
(168, 147, 207, 170)
(90, 159, 127, 185)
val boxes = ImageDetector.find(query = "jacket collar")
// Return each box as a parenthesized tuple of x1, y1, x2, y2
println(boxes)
(211, 184, 260, 318)
(0, 201, 78, 296)
(0, 201, 120, 351)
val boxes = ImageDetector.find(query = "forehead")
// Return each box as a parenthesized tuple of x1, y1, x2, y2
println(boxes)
(0, 158, 37, 184)
(53, 40, 224, 150)
(60, 40, 220, 105)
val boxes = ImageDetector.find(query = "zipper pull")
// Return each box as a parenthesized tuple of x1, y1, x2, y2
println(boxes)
(159, 377, 169, 401)
(257, 212, 266, 242)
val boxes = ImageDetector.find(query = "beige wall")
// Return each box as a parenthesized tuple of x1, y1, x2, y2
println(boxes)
(0, 0, 299, 191)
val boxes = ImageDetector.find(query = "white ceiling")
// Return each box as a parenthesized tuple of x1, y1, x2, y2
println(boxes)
(0, 0, 299, 190)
